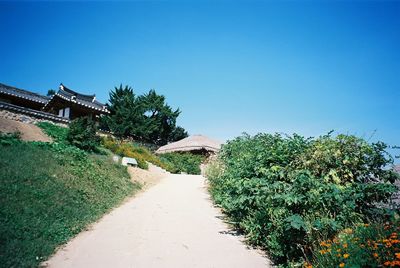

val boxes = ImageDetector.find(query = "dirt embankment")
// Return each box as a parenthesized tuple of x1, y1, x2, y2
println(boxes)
(128, 163, 169, 190)
(0, 117, 51, 142)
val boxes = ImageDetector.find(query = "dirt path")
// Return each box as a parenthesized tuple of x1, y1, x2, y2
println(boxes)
(44, 174, 270, 268)
(0, 117, 51, 142)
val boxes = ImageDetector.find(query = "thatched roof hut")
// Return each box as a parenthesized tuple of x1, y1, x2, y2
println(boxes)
(156, 135, 222, 154)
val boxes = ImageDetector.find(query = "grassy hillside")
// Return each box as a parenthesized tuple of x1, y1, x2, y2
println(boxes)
(0, 134, 140, 268)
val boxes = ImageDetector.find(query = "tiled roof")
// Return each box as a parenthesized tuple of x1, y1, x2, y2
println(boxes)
(0, 83, 50, 104)
(0, 101, 69, 123)
(44, 84, 109, 113)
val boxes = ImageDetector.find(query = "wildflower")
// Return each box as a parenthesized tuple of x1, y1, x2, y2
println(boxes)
(384, 261, 391, 266)
(337, 248, 342, 252)
(364, 223, 370, 227)
(339, 263, 345, 267)
(343, 253, 350, 259)
(344, 228, 353, 234)
(343, 243, 348, 248)
(319, 250, 326, 255)
(395, 253, 400, 259)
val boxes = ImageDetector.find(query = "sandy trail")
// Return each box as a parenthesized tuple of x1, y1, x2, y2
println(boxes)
(44, 174, 270, 268)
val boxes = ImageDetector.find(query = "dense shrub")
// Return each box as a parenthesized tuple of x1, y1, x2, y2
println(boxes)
(67, 117, 99, 151)
(312, 218, 400, 267)
(36, 122, 68, 142)
(159, 152, 205, 175)
(0, 137, 140, 268)
(207, 133, 399, 266)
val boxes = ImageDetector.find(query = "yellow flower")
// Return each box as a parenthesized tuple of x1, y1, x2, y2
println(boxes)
(343, 243, 348, 248)
(339, 263, 345, 267)
(343, 253, 350, 259)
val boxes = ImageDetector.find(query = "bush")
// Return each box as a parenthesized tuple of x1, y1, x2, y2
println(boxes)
(159, 152, 205, 175)
(312, 218, 400, 267)
(67, 117, 99, 151)
(207, 133, 398, 266)
(36, 122, 68, 142)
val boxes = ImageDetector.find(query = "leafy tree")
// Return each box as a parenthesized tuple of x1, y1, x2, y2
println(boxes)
(103, 85, 144, 138)
(169, 126, 188, 142)
(103, 85, 187, 145)
(47, 89, 56, 96)
(138, 89, 181, 145)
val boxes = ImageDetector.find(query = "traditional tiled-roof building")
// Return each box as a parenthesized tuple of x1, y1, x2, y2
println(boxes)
(43, 84, 109, 120)
(0, 83, 50, 110)
(0, 82, 109, 122)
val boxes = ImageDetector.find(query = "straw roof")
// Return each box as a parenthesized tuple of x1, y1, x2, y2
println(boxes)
(156, 135, 222, 154)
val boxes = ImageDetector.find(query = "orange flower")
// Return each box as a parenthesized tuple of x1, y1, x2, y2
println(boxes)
(373, 253, 378, 258)
(395, 252, 400, 259)
(339, 263, 345, 267)
(343, 243, 348, 248)
(384, 261, 391, 266)
(343, 253, 350, 259)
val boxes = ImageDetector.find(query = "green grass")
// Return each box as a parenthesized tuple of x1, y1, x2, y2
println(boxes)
(0, 136, 140, 268)
(36, 121, 68, 142)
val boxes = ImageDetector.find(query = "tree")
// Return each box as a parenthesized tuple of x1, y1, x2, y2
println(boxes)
(103, 85, 188, 145)
(103, 85, 144, 138)
(169, 126, 188, 142)
(138, 89, 181, 145)
(47, 89, 56, 96)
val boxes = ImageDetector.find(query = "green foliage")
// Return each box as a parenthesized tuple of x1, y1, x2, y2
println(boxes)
(0, 140, 140, 268)
(67, 117, 100, 151)
(102, 85, 187, 145)
(312, 218, 400, 267)
(36, 121, 68, 142)
(47, 89, 56, 96)
(138, 89, 182, 145)
(102, 85, 144, 138)
(0, 132, 21, 145)
(169, 126, 189, 142)
(102, 136, 165, 170)
(159, 152, 205, 175)
(207, 133, 398, 266)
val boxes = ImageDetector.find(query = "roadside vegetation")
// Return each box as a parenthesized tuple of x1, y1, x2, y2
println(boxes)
(0, 133, 140, 268)
(159, 152, 205, 175)
(101, 136, 204, 174)
(206, 132, 399, 267)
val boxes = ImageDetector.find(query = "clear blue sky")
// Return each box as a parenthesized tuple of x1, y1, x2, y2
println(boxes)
(0, 1, 399, 155)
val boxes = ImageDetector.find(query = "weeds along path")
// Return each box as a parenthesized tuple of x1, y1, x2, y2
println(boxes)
(44, 174, 270, 268)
